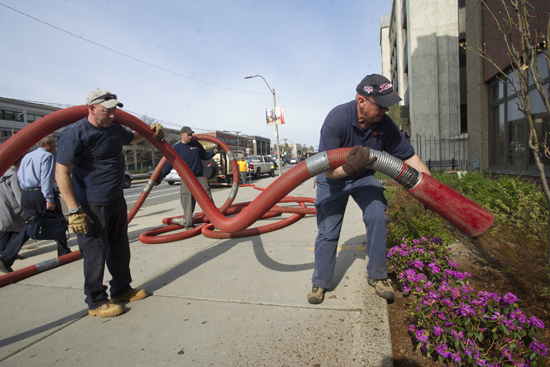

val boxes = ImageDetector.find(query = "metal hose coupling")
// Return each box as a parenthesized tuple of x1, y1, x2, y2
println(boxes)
(367, 149, 422, 190)
(305, 148, 422, 191)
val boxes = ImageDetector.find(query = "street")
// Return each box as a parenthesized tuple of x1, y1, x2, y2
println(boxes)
(125, 163, 295, 209)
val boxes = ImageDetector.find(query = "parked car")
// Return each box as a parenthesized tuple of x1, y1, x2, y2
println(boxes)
(124, 172, 133, 188)
(247, 155, 275, 178)
(289, 158, 298, 164)
(164, 169, 181, 185)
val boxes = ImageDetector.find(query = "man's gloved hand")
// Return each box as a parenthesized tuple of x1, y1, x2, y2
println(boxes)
(150, 122, 164, 141)
(65, 207, 94, 234)
(341, 145, 377, 176)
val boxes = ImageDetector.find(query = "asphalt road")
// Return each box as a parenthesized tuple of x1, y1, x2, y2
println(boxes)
(124, 163, 295, 209)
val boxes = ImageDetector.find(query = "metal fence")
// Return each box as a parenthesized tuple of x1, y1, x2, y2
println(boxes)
(410, 134, 469, 172)
(374, 134, 470, 184)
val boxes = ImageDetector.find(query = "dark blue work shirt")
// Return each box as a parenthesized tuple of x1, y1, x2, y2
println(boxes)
(319, 100, 414, 181)
(160, 140, 216, 179)
(56, 117, 134, 205)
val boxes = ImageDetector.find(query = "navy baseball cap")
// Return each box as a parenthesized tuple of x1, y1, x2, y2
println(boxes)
(356, 74, 402, 107)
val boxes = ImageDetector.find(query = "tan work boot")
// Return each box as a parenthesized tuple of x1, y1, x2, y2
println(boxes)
(110, 288, 148, 304)
(307, 284, 326, 304)
(89, 302, 123, 318)
(367, 276, 394, 300)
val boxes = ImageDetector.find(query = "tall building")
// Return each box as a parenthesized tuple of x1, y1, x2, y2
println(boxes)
(381, 0, 548, 180)
(382, 0, 465, 141)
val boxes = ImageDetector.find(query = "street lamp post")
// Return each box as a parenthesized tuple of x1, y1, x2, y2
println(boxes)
(245, 75, 283, 177)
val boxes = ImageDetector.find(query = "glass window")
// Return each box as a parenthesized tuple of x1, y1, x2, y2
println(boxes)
(507, 98, 526, 166)
(2, 110, 18, 121)
(529, 89, 550, 167)
(490, 104, 506, 166)
(490, 82, 503, 102)
(530, 54, 549, 83)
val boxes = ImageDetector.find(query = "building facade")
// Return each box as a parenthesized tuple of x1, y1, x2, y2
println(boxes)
(381, 0, 468, 168)
(381, 0, 549, 179)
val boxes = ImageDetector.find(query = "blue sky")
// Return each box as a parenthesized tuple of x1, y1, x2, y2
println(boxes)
(0, 0, 392, 148)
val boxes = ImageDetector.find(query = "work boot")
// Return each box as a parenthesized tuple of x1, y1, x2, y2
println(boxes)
(307, 284, 326, 304)
(367, 276, 394, 300)
(89, 303, 123, 318)
(110, 288, 148, 304)
(0, 258, 13, 273)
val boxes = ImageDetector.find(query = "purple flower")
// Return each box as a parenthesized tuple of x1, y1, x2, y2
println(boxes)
(433, 325, 444, 336)
(503, 292, 518, 304)
(415, 329, 429, 343)
(409, 324, 416, 333)
(451, 353, 461, 364)
(510, 309, 527, 323)
(530, 341, 548, 356)
(501, 347, 513, 359)
(428, 262, 441, 274)
(436, 343, 450, 358)
(529, 316, 545, 329)
(413, 260, 424, 269)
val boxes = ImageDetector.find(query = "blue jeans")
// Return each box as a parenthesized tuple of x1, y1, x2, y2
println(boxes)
(312, 174, 388, 289)
(78, 197, 132, 309)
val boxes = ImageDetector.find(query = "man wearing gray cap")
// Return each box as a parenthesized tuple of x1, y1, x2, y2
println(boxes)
(156, 126, 218, 231)
(307, 74, 430, 304)
(55, 89, 164, 318)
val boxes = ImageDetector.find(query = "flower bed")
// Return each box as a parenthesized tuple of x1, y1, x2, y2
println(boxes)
(388, 236, 547, 367)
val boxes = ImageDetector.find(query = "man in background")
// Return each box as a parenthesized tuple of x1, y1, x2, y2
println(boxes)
(237, 157, 248, 185)
(0, 156, 29, 273)
(18, 135, 71, 257)
(156, 126, 218, 230)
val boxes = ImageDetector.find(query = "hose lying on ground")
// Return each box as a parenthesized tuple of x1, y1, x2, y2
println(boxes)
(0, 105, 494, 287)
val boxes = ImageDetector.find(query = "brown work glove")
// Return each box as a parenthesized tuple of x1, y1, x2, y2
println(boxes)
(65, 208, 94, 234)
(150, 122, 164, 141)
(153, 177, 162, 186)
(341, 145, 377, 176)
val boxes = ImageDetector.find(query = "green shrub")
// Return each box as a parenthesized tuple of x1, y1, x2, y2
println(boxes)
(385, 185, 452, 247)
(435, 172, 548, 243)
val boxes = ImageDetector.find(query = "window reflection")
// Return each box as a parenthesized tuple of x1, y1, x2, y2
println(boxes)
(507, 98, 526, 166)
(491, 104, 505, 166)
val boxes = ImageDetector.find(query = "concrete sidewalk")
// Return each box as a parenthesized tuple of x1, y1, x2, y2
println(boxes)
(0, 176, 392, 367)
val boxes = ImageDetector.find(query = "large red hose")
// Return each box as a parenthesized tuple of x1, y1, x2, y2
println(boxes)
(408, 173, 494, 237)
(0, 105, 494, 287)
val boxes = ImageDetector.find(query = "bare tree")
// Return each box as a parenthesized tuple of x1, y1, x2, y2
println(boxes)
(465, 0, 550, 261)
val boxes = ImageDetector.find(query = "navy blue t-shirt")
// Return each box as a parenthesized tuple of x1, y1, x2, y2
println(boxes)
(56, 117, 134, 205)
(160, 140, 216, 179)
(319, 100, 414, 181)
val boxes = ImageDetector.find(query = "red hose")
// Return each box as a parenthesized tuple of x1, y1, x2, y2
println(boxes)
(0, 105, 494, 287)
(408, 173, 494, 237)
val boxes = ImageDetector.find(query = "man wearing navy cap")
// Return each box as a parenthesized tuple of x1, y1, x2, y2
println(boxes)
(308, 74, 430, 304)
(156, 126, 219, 231)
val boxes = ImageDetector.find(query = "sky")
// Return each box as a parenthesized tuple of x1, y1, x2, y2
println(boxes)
(0, 0, 393, 148)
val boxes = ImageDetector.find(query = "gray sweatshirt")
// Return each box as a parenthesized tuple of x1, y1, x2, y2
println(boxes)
(0, 166, 26, 232)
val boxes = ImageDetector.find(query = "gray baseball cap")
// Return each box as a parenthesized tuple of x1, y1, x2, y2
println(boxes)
(181, 126, 194, 134)
(86, 89, 123, 108)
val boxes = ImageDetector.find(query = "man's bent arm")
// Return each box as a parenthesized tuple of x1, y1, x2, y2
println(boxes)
(324, 153, 431, 180)
(130, 131, 146, 144)
(55, 163, 79, 211)
(404, 154, 431, 176)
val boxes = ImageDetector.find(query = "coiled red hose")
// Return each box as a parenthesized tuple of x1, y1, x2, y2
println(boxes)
(0, 105, 494, 287)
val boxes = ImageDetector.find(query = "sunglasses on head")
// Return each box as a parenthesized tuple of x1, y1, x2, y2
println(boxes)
(90, 93, 117, 104)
